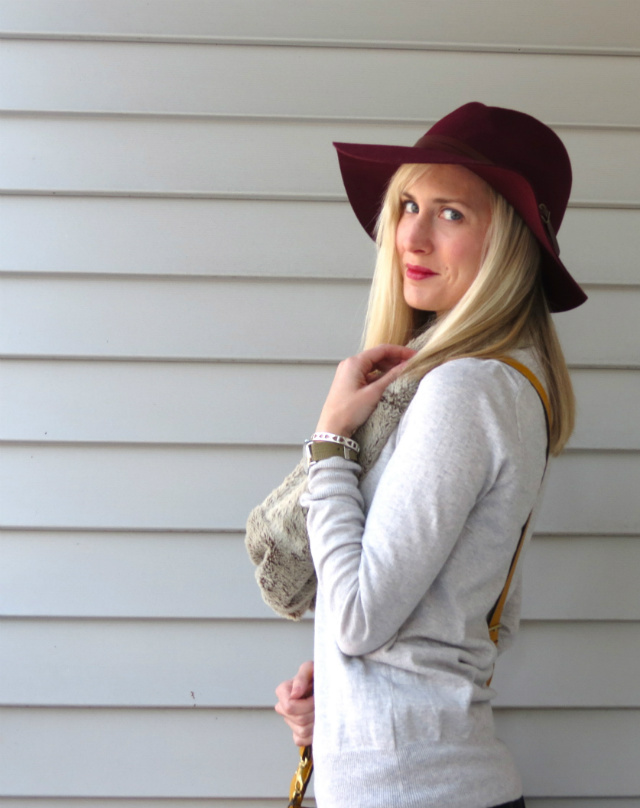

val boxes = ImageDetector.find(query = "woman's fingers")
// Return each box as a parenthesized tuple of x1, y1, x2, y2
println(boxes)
(360, 344, 417, 375)
(290, 659, 314, 699)
(275, 661, 315, 746)
(363, 345, 416, 387)
(340, 345, 415, 387)
(274, 693, 314, 723)
(275, 691, 315, 746)
(278, 710, 315, 746)
(316, 345, 416, 436)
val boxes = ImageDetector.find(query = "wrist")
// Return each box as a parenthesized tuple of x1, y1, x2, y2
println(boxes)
(315, 419, 353, 438)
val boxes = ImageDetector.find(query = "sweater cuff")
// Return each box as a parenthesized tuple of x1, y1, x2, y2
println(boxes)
(300, 456, 362, 506)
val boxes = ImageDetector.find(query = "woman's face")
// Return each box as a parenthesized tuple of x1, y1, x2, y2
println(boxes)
(395, 164, 492, 316)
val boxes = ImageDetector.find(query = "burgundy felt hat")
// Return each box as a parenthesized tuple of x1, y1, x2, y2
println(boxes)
(334, 102, 586, 312)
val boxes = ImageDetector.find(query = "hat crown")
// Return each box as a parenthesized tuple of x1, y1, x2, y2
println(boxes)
(426, 102, 572, 231)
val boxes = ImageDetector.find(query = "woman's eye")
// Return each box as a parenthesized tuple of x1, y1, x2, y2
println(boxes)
(442, 208, 463, 221)
(402, 200, 419, 214)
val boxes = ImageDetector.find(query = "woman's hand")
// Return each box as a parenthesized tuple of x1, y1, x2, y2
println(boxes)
(274, 660, 315, 746)
(316, 344, 416, 437)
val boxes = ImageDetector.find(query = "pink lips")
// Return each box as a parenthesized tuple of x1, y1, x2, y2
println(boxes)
(406, 264, 437, 280)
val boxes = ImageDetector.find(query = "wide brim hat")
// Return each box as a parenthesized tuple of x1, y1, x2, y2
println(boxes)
(334, 102, 586, 312)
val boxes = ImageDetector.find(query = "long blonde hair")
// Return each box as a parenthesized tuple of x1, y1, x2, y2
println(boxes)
(362, 163, 575, 455)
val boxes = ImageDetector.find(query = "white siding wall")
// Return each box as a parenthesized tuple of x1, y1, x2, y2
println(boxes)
(0, 1, 638, 805)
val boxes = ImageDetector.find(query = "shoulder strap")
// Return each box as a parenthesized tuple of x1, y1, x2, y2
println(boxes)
(486, 356, 551, 647)
(493, 355, 553, 433)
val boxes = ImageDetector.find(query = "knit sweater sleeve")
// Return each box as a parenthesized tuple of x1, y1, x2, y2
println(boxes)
(303, 358, 525, 657)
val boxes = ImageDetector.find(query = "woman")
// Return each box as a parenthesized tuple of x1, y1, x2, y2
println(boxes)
(254, 102, 586, 808)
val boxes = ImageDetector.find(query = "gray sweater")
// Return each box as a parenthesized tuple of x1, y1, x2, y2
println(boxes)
(302, 352, 548, 808)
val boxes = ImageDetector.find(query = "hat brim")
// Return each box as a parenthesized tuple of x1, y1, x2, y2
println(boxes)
(334, 141, 587, 313)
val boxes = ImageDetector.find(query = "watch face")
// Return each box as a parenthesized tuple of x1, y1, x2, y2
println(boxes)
(303, 440, 313, 474)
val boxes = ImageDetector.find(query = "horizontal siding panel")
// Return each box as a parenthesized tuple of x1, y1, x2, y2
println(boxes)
(560, 207, 640, 286)
(528, 804, 640, 808)
(1, 618, 637, 708)
(539, 453, 640, 535)
(0, 800, 636, 808)
(1, 118, 638, 204)
(0, 618, 314, 708)
(0, 533, 273, 620)
(0, 706, 636, 797)
(570, 369, 640, 449)
(0, 801, 638, 808)
(0, 361, 637, 450)
(0, 803, 315, 808)
(491, 622, 640, 707)
(0, 445, 298, 531)
(0, 447, 638, 533)
(521, 536, 640, 621)
(0, 276, 367, 361)
(34, 799, 640, 808)
(553, 288, 640, 367)
(0, 196, 377, 279)
(1, 533, 638, 621)
(1, 277, 638, 367)
(0, 706, 298, 798)
(2, 41, 640, 126)
(509, 710, 640, 797)
(527, 803, 640, 808)
(0, 0, 638, 53)
(0, 198, 637, 286)
(0, 360, 334, 445)
(0, 803, 309, 808)
(6, 802, 634, 808)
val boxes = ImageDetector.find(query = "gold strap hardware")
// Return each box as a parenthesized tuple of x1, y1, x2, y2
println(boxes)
(288, 745, 313, 808)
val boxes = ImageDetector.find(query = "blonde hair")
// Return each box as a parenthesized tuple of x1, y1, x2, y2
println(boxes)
(362, 163, 575, 454)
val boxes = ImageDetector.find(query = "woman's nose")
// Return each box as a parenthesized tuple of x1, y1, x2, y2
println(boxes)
(403, 216, 434, 253)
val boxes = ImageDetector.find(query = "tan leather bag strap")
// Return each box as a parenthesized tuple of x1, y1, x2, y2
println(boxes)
(486, 356, 552, 647)
(494, 356, 553, 433)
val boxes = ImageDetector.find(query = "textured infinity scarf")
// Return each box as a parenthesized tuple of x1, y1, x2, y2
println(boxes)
(245, 330, 430, 620)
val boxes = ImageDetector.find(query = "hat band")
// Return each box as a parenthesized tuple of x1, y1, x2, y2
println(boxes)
(412, 133, 494, 164)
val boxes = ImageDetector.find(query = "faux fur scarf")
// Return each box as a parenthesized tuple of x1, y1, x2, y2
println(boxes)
(245, 330, 430, 620)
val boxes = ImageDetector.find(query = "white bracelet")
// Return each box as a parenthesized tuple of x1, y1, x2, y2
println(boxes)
(311, 432, 360, 453)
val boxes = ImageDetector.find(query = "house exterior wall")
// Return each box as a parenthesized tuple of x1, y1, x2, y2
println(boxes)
(0, 2, 638, 804)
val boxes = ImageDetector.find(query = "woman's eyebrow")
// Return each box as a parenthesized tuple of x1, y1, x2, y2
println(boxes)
(401, 192, 470, 205)
(431, 197, 469, 205)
